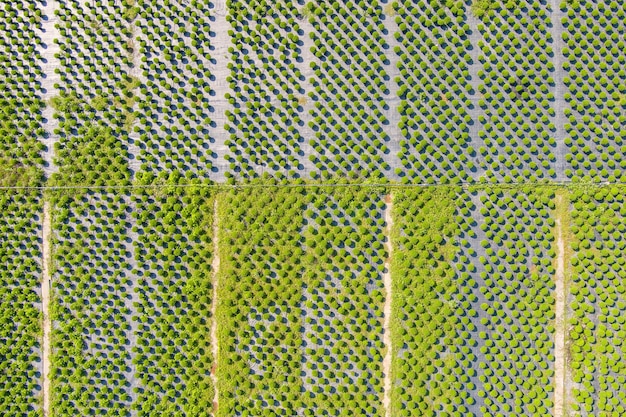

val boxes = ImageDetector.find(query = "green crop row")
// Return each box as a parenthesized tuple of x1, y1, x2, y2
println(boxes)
(0, 191, 42, 417)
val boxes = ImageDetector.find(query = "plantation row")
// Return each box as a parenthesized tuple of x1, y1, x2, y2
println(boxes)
(6, 0, 620, 185)
(50, 187, 215, 417)
(8, 184, 626, 415)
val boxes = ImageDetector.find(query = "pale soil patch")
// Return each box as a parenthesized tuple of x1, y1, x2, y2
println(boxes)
(382, 193, 393, 417)
(554, 193, 567, 417)
(37, 0, 62, 178)
(210, 199, 221, 414)
(41, 200, 52, 417)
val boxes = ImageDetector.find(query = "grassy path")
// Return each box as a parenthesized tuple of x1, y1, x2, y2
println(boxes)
(382, 193, 393, 416)
(554, 192, 568, 416)
(41, 200, 52, 417)
(210, 199, 220, 413)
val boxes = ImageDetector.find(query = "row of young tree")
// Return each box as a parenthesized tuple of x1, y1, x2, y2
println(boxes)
(562, 0, 626, 182)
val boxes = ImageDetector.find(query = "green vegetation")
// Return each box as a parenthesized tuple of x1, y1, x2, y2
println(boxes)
(390, 187, 556, 415)
(224, 0, 304, 180)
(217, 184, 387, 415)
(393, 0, 474, 183)
(307, 0, 391, 179)
(0, 191, 42, 416)
(471, 0, 498, 18)
(562, 0, 626, 181)
(568, 186, 626, 414)
(51, 186, 215, 416)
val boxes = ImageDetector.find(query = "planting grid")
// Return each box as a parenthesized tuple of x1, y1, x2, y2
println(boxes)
(217, 187, 388, 415)
(392, 0, 476, 183)
(306, 0, 392, 180)
(52, 0, 133, 185)
(2, 0, 626, 415)
(474, 0, 558, 182)
(50, 190, 214, 417)
(568, 187, 626, 415)
(133, 0, 220, 180)
(0, 192, 42, 417)
(561, 0, 626, 181)
(0, 1, 45, 170)
(390, 188, 556, 415)
(223, 1, 306, 180)
(20, 0, 621, 183)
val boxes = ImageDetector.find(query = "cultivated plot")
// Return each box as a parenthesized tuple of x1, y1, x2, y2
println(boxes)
(0, 192, 43, 417)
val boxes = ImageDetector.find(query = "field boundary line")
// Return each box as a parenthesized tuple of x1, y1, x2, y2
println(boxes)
(2, 180, 625, 192)
(41, 200, 52, 417)
(554, 192, 568, 417)
(210, 198, 221, 414)
(382, 193, 393, 416)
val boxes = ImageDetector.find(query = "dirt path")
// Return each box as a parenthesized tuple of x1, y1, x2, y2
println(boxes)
(554, 193, 567, 417)
(210, 198, 220, 413)
(37, 0, 61, 178)
(41, 200, 52, 417)
(382, 194, 393, 417)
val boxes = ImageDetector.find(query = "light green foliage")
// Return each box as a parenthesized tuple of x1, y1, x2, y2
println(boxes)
(0, 192, 42, 416)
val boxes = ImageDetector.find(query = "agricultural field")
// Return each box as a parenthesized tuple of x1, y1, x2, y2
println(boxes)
(391, 187, 556, 416)
(561, 0, 626, 181)
(2, 0, 626, 415)
(217, 186, 388, 415)
(567, 186, 626, 415)
(50, 188, 214, 416)
(474, 0, 558, 181)
(0, 191, 42, 417)
(392, 0, 475, 183)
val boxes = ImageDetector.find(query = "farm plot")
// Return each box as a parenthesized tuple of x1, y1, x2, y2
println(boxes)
(216, 185, 387, 415)
(475, 0, 557, 181)
(567, 187, 626, 415)
(51, 0, 135, 185)
(224, 1, 305, 180)
(51, 189, 216, 416)
(0, 192, 42, 416)
(390, 187, 556, 416)
(306, 0, 392, 179)
(466, 189, 556, 415)
(0, 1, 45, 180)
(133, 0, 218, 181)
(51, 192, 138, 416)
(131, 188, 214, 415)
(299, 188, 387, 414)
(216, 187, 306, 415)
(561, 1, 626, 181)
(392, 0, 476, 183)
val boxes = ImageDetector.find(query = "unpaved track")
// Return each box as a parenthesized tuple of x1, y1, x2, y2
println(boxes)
(41, 200, 52, 417)
(382, 194, 393, 416)
(554, 194, 566, 416)
(210, 198, 220, 413)
(37, 0, 61, 178)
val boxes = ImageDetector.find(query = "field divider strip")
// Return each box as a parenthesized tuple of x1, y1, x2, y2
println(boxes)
(382, 193, 393, 416)
(210, 198, 220, 413)
(554, 192, 568, 417)
(41, 200, 52, 417)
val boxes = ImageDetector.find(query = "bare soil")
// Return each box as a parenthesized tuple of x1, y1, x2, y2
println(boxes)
(210, 199, 220, 413)
(554, 194, 567, 417)
(41, 200, 52, 417)
(382, 194, 393, 417)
